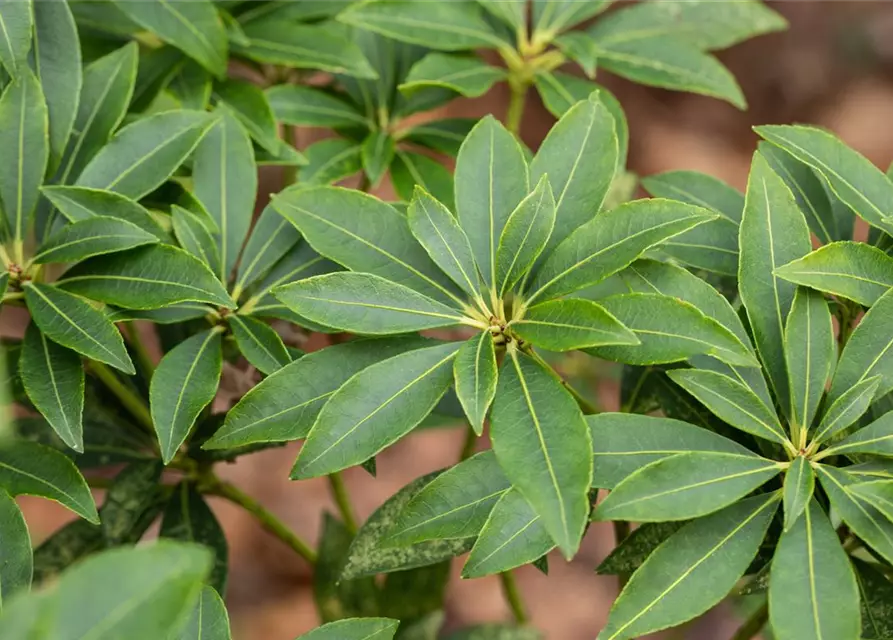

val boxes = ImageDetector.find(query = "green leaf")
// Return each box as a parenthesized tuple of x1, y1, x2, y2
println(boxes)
(462, 488, 555, 579)
(784, 288, 834, 434)
(530, 94, 618, 260)
(511, 298, 637, 352)
(298, 138, 363, 186)
(229, 315, 289, 376)
(739, 151, 812, 415)
(526, 199, 715, 303)
(172, 205, 219, 271)
(213, 79, 278, 153)
(756, 124, 893, 235)
(823, 411, 893, 458)
(0, 68, 47, 242)
(129, 46, 182, 114)
(23, 283, 133, 374)
(313, 514, 378, 623)
(172, 586, 230, 640)
(495, 176, 555, 297)
(168, 61, 212, 110)
(403, 118, 476, 157)
(455, 115, 529, 291)
(40, 186, 166, 240)
(589, 413, 757, 489)
(342, 471, 473, 579)
(32, 0, 81, 175)
(598, 493, 779, 640)
(57, 244, 235, 309)
(99, 461, 163, 545)
(597, 521, 687, 575)
(667, 369, 787, 446)
(444, 625, 541, 640)
(339, 1, 504, 51)
(768, 499, 860, 640)
(593, 452, 781, 522)
(400, 53, 505, 98)
(533, 71, 596, 117)
(236, 21, 376, 79)
(853, 558, 893, 640)
(590, 293, 758, 368)
(0, 440, 98, 523)
(813, 376, 881, 445)
(0, 0, 31, 76)
(272, 187, 461, 304)
(76, 110, 214, 200)
(0, 490, 31, 608)
(19, 325, 84, 452)
(776, 242, 893, 307)
(160, 482, 228, 594)
(233, 205, 300, 294)
(193, 107, 256, 282)
(389, 450, 510, 545)
(453, 331, 497, 435)
(151, 329, 222, 463)
(849, 481, 893, 522)
(30, 517, 102, 585)
(205, 337, 430, 449)
(783, 456, 814, 531)
(490, 348, 592, 558)
(361, 131, 395, 188)
(292, 342, 460, 479)
(113, 0, 227, 77)
(641, 169, 743, 221)
(533, 0, 610, 37)
(392, 151, 455, 212)
(298, 619, 399, 640)
(554, 32, 598, 77)
(35, 216, 158, 264)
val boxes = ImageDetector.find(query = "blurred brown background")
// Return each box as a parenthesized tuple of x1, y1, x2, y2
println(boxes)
(17, 2, 893, 639)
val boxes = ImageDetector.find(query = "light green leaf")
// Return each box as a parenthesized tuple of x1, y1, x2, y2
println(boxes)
(229, 315, 289, 376)
(205, 337, 430, 450)
(783, 456, 814, 531)
(490, 348, 591, 558)
(495, 176, 555, 297)
(129, 45, 182, 114)
(455, 115, 529, 291)
(739, 151, 812, 416)
(292, 342, 460, 479)
(0, 68, 47, 243)
(361, 131, 395, 188)
(533, 0, 609, 37)
(151, 329, 222, 464)
(233, 205, 300, 294)
(526, 199, 715, 303)
(512, 298, 637, 352)
(756, 124, 893, 235)
(213, 79, 278, 153)
(40, 186, 166, 240)
(590, 293, 758, 368)
(298, 138, 362, 186)
(23, 283, 132, 374)
(403, 118, 476, 157)
(32, 0, 81, 174)
(76, 110, 214, 199)
(461, 488, 555, 579)
(171, 586, 230, 640)
(400, 53, 505, 98)
(530, 94, 618, 259)
(813, 376, 881, 445)
(775, 242, 893, 307)
(267, 85, 368, 129)
(172, 205, 219, 271)
(392, 151, 455, 212)
(193, 107, 256, 282)
(113, 0, 227, 77)
(168, 61, 212, 110)
(0, 440, 98, 523)
(593, 452, 781, 522)
(57, 244, 235, 309)
(0, 0, 30, 76)
(589, 413, 757, 489)
(298, 619, 399, 640)
(35, 216, 158, 264)
(533, 71, 597, 117)
(822, 411, 893, 459)
(339, 1, 504, 51)
(389, 450, 510, 545)
(453, 332, 497, 435)
(0, 490, 30, 608)
(598, 493, 779, 640)
(554, 32, 598, 77)
(769, 499, 860, 640)
(19, 324, 83, 452)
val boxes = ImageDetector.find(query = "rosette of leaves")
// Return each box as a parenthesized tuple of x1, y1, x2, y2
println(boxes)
(593, 149, 893, 640)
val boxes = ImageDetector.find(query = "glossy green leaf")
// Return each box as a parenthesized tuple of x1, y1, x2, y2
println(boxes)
(813, 376, 881, 445)
(193, 107, 256, 282)
(598, 493, 779, 640)
(19, 324, 84, 452)
(229, 315, 289, 376)
(172, 205, 219, 271)
(342, 471, 473, 579)
(0, 490, 31, 608)
(23, 283, 133, 374)
(739, 151, 812, 415)
(756, 124, 893, 235)
(0, 0, 31, 76)
(0, 440, 98, 523)
(233, 205, 300, 294)
(292, 342, 460, 479)
(0, 68, 47, 243)
(403, 118, 476, 157)
(113, 0, 227, 77)
(99, 461, 163, 545)
(783, 456, 814, 531)
(453, 331, 497, 435)
(173, 586, 230, 640)
(526, 199, 715, 303)
(58, 244, 235, 310)
(593, 452, 781, 522)
(151, 329, 222, 463)
(768, 499, 860, 640)
(495, 176, 555, 297)
(392, 151, 455, 212)
(361, 131, 395, 188)
(213, 79, 278, 153)
(298, 619, 399, 640)
(776, 241, 893, 307)
(462, 488, 555, 579)
(40, 186, 166, 240)
(785, 288, 834, 435)
(512, 298, 637, 352)
(490, 348, 591, 558)
(389, 450, 510, 545)
(298, 138, 363, 186)
(35, 216, 158, 264)
(76, 110, 214, 199)
(400, 53, 504, 98)
(205, 337, 430, 450)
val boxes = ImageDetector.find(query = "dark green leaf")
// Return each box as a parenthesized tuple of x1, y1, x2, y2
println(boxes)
(298, 138, 363, 186)
(268, 85, 369, 129)
(168, 61, 212, 110)
(783, 456, 813, 531)
(31, 517, 102, 584)
(129, 46, 182, 114)
(554, 32, 598, 77)
(0, 490, 31, 608)
(172, 204, 220, 271)
(100, 461, 163, 545)
(40, 186, 166, 240)
(229, 315, 289, 375)
(173, 586, 230, 640)
(813, 376, 881, 445)
(403, 119, 476, 157)
(512, 298, 637, 352)
(392, 151, 454, 212)
(853, 558, 893, 640)
(822, 410, 893, 459)
(233, 204, 300, 295)
(313, 513, 378, 623)
(213, 79, 278, 152)
(596, 522, 687, 575)
(297, 619, 399, 640)
(784, 288, 834, 434)
(35, 216, 158, 264)
(361, 131, 395, 188)
(495, 176, 555, 297)
(453, 331, 497, 435)
(0, 0, 32, 76)
(400, 53, 504, 98)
